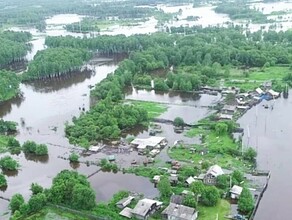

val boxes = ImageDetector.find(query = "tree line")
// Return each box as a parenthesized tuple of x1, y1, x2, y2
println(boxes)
(0, 70, 20, 102)
(65, 97, 148, 147)
(22, 47, 92, 80)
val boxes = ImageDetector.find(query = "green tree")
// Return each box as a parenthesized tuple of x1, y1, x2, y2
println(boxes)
(9, 194, 25, 213)
(30, 183, 44, 195)
(0, 156, 19, 171)
(35, 144, 48, 155)
(157, 176, 172, 198)
(28, 193, 47, 214)
(69, 153, 79, 163)
(71, 184, 96, 210)
(232, 170, 245, 186)
(238, 188, 254, 214)
(0, 173, 7, 187)
(215, 123, 228, 135)
(201, 186, 220, 206)
(173, 117, 185, 127)
(183, 193, 197, 208)
(190, 181, 205, 195)
(216, 174, 230, 189)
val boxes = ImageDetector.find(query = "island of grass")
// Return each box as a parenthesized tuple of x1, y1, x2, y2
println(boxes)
(128, 100, 168, 119)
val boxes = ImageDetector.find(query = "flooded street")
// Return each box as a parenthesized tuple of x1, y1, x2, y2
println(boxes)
(238, 95, 292, 220)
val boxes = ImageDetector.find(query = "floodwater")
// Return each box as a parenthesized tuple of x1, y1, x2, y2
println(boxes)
(238, 96, 292, 220)
(89, 172, 158, 201)
(125, 88, 221, 124)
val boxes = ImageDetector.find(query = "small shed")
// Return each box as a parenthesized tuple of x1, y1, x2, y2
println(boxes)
(153, 175, 161, 183)
(255, 88, 264, 95)
(169, 174, 179, 185)
(116, 196, 135, 209)
(170, 195, 183, 205)
(230, 185, 243, 199)
(185, 176, 196, 186)
(108, 155, 116, 162)
(119, 207, 133, 219)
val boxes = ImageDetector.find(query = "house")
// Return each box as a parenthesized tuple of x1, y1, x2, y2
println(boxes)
(131, 137, 167, 154)
(221, 105, 236, 114)
(203, 165, 224, 185)
(185, 176, 196, 186)
(162, 203, 198, 220)
(230, 185, 243, 199)
(219, 113, 233, 120)
(116, 196, 135, 209)
(131, 198, 162, 220)
(119, 207, 133, 219)
(170, 195, 183, 205)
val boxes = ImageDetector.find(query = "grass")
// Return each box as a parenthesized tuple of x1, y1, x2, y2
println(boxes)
(129, 100, 168, 119)
(198, 199, 231, 220)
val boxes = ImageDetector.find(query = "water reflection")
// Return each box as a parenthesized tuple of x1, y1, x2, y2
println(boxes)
(69, 162, 80, 170)
(3, 170, 18, 177)
(0, 185, 8, 192)
(24, 154, 49, 164)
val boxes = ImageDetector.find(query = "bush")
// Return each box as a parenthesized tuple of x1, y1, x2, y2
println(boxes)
(0, 156, 19, 171)
(173, 117, 184, 127)
(69, 153, 79, 163)
(10, 194, 25, 213)
(23, 141, 48, 155)
(0, 173, 7, 187)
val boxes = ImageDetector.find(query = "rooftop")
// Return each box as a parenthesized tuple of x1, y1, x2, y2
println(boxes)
(230, 185, 243, 196)
(132, 198, 162, 217)
(207, 165, 224, 177)
(131, 136, 166, 148)
(222, 105, 237, 112)
(119, 207, 133, 218)
(162, 203, 197, 220)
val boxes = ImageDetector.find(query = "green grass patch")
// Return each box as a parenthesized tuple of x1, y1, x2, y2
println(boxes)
(198, 199, 231, 220)
(129, 100, 168, 119)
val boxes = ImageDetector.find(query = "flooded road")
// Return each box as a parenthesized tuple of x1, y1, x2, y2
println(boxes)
(238, 96, 292, 220)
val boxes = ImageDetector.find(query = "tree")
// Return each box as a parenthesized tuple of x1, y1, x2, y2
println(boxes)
(238, 188, 254, 214)
(0, 156, 19, 171)
(157, 176, 172, 198)
(216, 174, 230, 189)
(71, 184, 96, 210)
(173, 117, 184, 127)
(35, 144, 48, 155)
(10, 194, 25, 213)
(190, 181, 205, 195)
(183, 194, 197, 208)
(243, 147, 257, 162)
(0, 173, 7, 187)
(232, 170, 245, 185)
(69, 153, 79, 163)
(201, 186, 220, 206)
(28, 193, 47, 213)
(22, 141, 37, 153)
(215, 122, 228, 135)
(30, 183, 44, 195)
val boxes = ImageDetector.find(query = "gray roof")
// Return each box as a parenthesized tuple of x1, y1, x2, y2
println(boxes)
(222, 105, 236, 112)
(162, 203, 197, 220)
(206, 165, 224, 177)
(170, 195, 183, 205)
(116, 196, 134, 207)
(132, 198, 162, 217)
(119, 207, 133, 218)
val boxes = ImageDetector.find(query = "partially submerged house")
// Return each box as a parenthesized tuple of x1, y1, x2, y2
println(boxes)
(230, 185, 243, 199)
(131, 198, 162, 220)
(162, 203, 198, 220)
(131, 137, 167, 154)
(222, 105, 237, 115)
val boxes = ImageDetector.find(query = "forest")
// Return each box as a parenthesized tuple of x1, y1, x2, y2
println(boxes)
(22, 47, 92, 80)
(0, 70, 20, 102)
(0, 31, 32, 67)
(58, 26, 292, 146)
(65, 18, 101, 33)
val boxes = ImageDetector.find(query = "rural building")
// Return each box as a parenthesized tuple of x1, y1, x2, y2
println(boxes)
(116, 196, 135, 209)
(222, 105, 237, 114)
(131, 137, 167, 154)
(131, 198, 162, 220)
(255, 88, 264, 96)
(181, 190, 194, 197)
(185, 176, 196, 186)
(203, 165, 224, 185)
(230, 185, 243, 199)
(219, 113, 233, 120)
(162, 203, 198, 220)
(119, 207, 133, 218)
(153, 175, 161, 183)
(169, 174, 179, 185)
(267, 89, 280, 98)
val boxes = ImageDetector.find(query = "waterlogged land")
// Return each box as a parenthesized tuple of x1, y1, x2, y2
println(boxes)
(1, 1, 292, 219)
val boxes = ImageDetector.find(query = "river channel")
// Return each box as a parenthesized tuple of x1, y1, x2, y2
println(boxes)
(2, 2, 292, 218)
